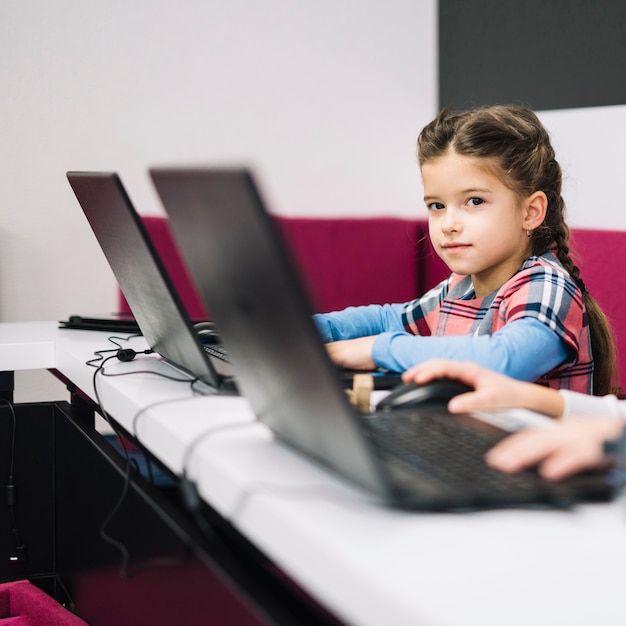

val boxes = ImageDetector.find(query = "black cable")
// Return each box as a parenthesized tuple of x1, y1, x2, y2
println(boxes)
(131, 394, 199, 440)
(91, 347, 378, 567)
(91, 354, 133, 576)
(181, 420, 257, 476)
(85, 333, 144, 368)
(1, 399, 16, 478)
(176, 419, 381, 533)
(97, 366, 194, 384)
(1, 398, 27, 563)
(178, 420, 257, 535)
(90, 347, 200, 577)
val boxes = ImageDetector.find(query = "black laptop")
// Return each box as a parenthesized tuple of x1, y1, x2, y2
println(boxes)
(66, 171, 236, 394)
(150, 167, 615, 510)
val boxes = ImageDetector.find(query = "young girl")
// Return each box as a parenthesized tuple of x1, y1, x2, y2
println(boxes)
(314, 105, 616, 395)
(403, 358, 626, 480)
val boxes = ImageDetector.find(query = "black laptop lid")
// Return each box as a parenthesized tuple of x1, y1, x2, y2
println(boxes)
(66, 171, 233, 391)
(150, 168, 387, 497)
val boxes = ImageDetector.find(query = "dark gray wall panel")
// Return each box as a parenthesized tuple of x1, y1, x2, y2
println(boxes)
(439, 0, 626, 111)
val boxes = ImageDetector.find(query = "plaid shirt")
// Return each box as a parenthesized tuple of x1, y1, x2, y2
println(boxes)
(402, 252, 593, 393)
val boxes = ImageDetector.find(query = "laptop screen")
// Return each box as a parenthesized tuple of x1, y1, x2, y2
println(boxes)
(150, 167, 385, 495)
(67, 171, 234, 392)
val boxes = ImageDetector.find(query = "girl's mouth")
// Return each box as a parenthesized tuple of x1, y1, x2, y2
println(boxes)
(441, 242, 471, 254)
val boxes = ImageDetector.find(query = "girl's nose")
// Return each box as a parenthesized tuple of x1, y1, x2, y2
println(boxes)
(441, 208, 461, 233)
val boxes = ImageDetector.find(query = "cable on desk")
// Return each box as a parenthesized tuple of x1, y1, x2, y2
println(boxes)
(88, 334, 202, 471)
(131, 394, 200, 441)
(179, 419, 383, 520)
(125, 391, 213, 578)
(90, 346, 203, 578)
(127, 379, 249, 540)
(85, 333, 144, 368)
(91, 354, 133, 576)
(94, 361, 199, 385)
(178, 420, 258, 536)
(180, 420, 257, 476)
(130, 394, 202, 494)
(177, 420, 383, 531)
(97, 366, 200, 387)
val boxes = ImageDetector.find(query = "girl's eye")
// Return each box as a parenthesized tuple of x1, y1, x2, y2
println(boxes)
(467, 197, 484, 207)
(428, 202, 445, 211)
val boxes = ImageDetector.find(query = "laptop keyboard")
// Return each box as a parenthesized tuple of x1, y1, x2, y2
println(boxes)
(203, 343, 230, 363)
(366, 410, 519, 490)
(362, 409, 611, 507)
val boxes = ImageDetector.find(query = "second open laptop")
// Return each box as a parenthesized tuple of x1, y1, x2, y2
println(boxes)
(66, 171, 236, 394)
(150, 167, 614, 511)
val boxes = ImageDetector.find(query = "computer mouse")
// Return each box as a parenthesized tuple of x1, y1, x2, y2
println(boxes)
(375, 378, 472, 411)
(193, 321, 221, 345)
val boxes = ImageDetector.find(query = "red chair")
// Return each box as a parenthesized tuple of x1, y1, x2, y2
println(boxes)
(0, 580, 87, 625)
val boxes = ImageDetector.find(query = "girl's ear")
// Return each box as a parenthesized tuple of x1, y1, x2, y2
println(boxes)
(523, 191, 548, 231)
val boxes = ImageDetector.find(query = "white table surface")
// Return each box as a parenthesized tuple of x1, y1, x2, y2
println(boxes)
(4, 322, 626, 626)
(0, 321, 57, 370)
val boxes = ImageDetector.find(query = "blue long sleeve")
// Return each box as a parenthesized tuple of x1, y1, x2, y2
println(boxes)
(371, 317, 571, 381)
(313, 303, 406, 342)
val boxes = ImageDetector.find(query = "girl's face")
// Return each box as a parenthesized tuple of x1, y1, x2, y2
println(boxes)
(422, 151, 533, 298)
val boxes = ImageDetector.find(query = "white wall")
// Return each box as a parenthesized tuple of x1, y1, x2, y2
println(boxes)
(538, 104, 626, 231)
(0, 0, 437, 327)
(1, 0, 436, 400)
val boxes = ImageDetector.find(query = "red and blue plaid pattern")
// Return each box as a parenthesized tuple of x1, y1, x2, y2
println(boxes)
(402, 252, 593, 393)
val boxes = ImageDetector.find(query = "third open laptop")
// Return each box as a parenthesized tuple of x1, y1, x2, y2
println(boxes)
(66, 171, 236, 394)
(149, 167, 614, 511)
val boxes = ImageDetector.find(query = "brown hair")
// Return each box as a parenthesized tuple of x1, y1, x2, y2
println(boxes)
(417, 105, 618, 395)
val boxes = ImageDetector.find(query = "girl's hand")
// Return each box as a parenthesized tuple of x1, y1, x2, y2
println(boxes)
(485, 419, 625, 480)
(402, 359, 563, 417)
(325, 336, 377, 371)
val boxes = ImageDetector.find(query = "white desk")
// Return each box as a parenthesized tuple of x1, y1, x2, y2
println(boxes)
(4, 322, 626, 626)
(0, 321, 57, 371)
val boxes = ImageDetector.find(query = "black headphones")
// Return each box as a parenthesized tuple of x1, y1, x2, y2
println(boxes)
(116, 348, 153, 362)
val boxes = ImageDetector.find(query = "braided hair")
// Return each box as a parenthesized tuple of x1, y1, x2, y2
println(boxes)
(417, 105, 618, 395)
